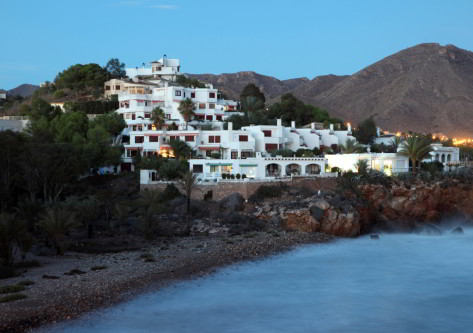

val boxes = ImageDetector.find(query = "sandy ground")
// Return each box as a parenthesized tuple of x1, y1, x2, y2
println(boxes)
(0, 231, 333, 333)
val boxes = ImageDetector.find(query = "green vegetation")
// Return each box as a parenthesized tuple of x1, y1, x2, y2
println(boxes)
(151, 107, 165, 130)
(398, 136, 433, 174)
(91, 265, 108, 271)
(176, 75, 206, 88)
(0, 293, 27, 303)
(353, 117, 377, 144)
(63, 100, 119, 114)
(0, 283, 25, 294)
(240, 83, 266, 106)
(178, 98, 196, 130)
(340, 139, 364, 154)
(179, 171, 199, 216)
(354, 159, 369, 175)
(105, 58, 127, 79)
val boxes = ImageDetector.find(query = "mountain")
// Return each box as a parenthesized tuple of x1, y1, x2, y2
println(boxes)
(298, 43, 473, 137)
(7, 84, 39, 97)
(189, 71, 309, 101)
(191, 43, 473, 136)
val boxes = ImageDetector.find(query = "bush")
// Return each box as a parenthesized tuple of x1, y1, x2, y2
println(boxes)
(91, 265, 108, 271)
(0, 284, 25, 294)
(270, 149, 293, 157)
(222, 173, 227, 179)
(242, 174, 247, 179)
(203, 190, 213, 201)
(53, 90, 66, 99)
(230, 174, 235, 179)
(331, 166, 341, 173)
(249, 185, 284, 202)
(236, 173, 241, 179)
(162, 184, 180, 201)
(0, 293, 27, 303)
(421, 161, 444, 173)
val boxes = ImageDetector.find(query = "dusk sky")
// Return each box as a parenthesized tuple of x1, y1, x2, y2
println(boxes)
(1, 0, 473, 89)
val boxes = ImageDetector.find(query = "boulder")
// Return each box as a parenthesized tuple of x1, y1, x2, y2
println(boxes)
(312, 199, 330, 211)
(309, 205, 324, 221)
(219, 193, 245, 212)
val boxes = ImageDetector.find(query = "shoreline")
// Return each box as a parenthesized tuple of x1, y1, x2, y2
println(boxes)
(0, 231, 333, 333)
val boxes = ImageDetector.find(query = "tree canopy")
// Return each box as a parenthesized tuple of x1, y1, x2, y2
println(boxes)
(353, 117, 377, 144)
(240, 83, 266, 105)
(55, 64, 109, 93)
(105, 58, 127, 79)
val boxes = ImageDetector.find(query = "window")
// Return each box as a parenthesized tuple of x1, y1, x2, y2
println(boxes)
(138, 126, 142, 131)
(132, 125, 137, 131)
(185, 136, 195, 142)
(231, 151, 238, 159)
(193, 164, 203, 173)
(144, 113, 150, 118)
(127, 150, 137, 157)
(206, 115, 213, 121)
(105, 86, 110, 90)
(135, 136, 144, 143)
(216, 115, 222, 121)
(210, 165, 219, 173)
(208, 135, 220, 143)
(199, 103, 206, 109)
(239, 135, 248, 142)
(209, 92, 216, 98)
(151, 172, 157, 181)
(241, 151, 253, 158)
(191, 92, 196, 98)
(148, 124, 152, 130)
(208, 103, 215, 109)
(132, 114, 135, 120)
(196, 115, 205, 120)
(170, 136, 179, 141)
(126, 114, 131, 119)
(265, 144, 278, 151)
(115, 85, 121, 90)
(166, 114, 171, 119)
(206, 150, 213, 157)
(175, 90, 182, 96)
(149, 136, 159, 142)
(263, 130, 271, 137)
(221, 165, 232, 173)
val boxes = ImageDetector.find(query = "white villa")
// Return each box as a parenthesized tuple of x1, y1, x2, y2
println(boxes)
(125, 57, 181, 81)
(326, 153, 409, 175)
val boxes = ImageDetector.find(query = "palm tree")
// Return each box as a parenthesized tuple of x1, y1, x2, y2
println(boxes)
(390, 136, 403, 151)
(37, 206, 79, 255)
(241, 96, 264, 122)
(168, 139, 191, 159)
(151, 107, 165, 130)
(354, 159, 369, 175)
(398, 136, 433, 174)
(0, 213, 28, 265)
(138, 190, 162, 212)
(77, 196, 102, 238)
(340, 139, 364, 154)
(178, 98, 196, 130)
(179, 171, 199, 216)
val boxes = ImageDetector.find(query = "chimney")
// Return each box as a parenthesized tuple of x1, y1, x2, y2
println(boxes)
(277, 119, 282, 127)
(228, 122, 233, 131)
(330, 124, 334, 131)
(311, 123, 315, 130)
(291, 121, 296, 128)
(347, 123, 352, 132)
(376, 127, 381, 137)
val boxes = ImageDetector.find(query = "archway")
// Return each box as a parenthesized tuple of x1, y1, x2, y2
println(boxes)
(447, 154, 451, 162)
(266, 163, 281, 177)
(441, 154, 446, 163)
(435, 154, 440, 161)
(306, 164, 321, 175)
(285, 163, 301, 176)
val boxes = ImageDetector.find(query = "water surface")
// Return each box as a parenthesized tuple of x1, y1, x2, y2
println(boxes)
(41, 229, 473, 333)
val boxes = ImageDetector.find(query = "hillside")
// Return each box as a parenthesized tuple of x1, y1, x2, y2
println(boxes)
(189, 71, 309, 101)
(192, 43, 473, 136)
(6, 84, 39, 97)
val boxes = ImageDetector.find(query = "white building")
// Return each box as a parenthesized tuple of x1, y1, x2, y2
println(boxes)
(0, 90, 6, 100)
(0, 116, 29, 132)
(141, 154, 331, 184)
(326, 153, 410, 175)
(126, 57, 181, 81)
(424, 144, 460, 166)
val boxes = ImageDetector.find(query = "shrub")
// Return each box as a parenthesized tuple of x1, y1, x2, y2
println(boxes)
(331, 166, 341, 173)
(0, 213, 29, 265)
(222, 173, 227, 179)
(53, 90, 66, 99)
(236, 173, 241, 179)
(203, 190, 213, 201)
(162, 184, 180, 201)
(0, 293, 27, 303)
(230, 174, 235, 179)
(421, 161, 444, 174)
(249, 185, 284, 202)
(242, 174, 247, 179)
(91, 265, 108, 271)
(0, 284, 25, 294)
(18, 280, 35, 286)
(270, 149, 293, 157)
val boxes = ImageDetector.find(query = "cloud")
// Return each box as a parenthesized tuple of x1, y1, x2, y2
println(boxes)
(150, 4, 177, 9)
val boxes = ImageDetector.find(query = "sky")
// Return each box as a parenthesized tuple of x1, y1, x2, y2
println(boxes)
(1, 0, 473, 90)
